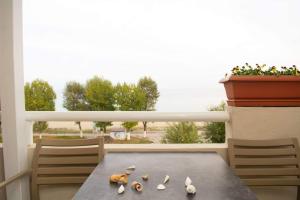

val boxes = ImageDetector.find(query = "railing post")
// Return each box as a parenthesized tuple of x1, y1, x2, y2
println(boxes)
(25, 121, 33, 145)
(0, 0, 30, 199)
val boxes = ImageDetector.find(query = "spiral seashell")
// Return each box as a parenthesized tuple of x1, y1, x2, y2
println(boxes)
(186, 184, 196, 195)
(142, 175, 149, 181)
(131, 181, 143, 192)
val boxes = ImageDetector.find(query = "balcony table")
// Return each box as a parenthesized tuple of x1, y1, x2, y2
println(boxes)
(73, 152, 257, 200)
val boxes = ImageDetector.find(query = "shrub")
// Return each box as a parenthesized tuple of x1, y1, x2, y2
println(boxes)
(203, 102, 226, 143)
(33, 122, 48, 133)
(161, 122, 200, 144)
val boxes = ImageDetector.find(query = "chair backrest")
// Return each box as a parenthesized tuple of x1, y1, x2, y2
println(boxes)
(228, 138, 300, 186)
(31, 137, 104, 199)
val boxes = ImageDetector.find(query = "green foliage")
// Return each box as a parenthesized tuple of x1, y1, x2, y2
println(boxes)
(203, 102, 226, 143)
(63, 81, 88, 111)
(63, 81, 88, 136)
(208, 102, 226, 112)
(138, 77, 160, 132)
(138, 77, 160, 111)
(94, 122, 112, 133)
(162, 122, 200, 144)
(34, 122, 48, 133)
(25, 79, 56, 111)
(122, 122, 138, 132)
(85, 76, 115, 132)
(114, 83, 146, 111)
(114, 83, 146, 131)
(231, 63, 300, 76)
(85, 76, 115, 110)
(25, 79, 56, 133)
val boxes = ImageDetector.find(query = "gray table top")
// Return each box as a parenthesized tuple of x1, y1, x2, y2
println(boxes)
(73, 152, 257, 200)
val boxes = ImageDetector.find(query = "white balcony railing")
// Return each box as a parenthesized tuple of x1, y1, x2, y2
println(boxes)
(1, 110, 230, 154)
(23, 111, 230, 122)
(0, 111, 229, 122)
(1, 111, 230, 151)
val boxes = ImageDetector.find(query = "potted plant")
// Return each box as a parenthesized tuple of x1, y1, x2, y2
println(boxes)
(220, 63, 300, 107)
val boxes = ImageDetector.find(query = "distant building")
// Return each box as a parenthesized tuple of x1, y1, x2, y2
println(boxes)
(109, 128, 126, 140)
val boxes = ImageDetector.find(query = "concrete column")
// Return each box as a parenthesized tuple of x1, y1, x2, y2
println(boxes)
(226, 106, 300, 141)
(0, 0, 30, 199)
(25, 121, 33, 145)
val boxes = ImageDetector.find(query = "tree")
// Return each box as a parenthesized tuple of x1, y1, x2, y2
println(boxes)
(138, 77, 160, 137)
(94, 122, 112, 133)
(25, 79, 56, 137)
(203, 102, 226, 143)
(161, 122, 200, 144)
(114, 83, 146, 140)
(63, 81, 88, 137)
(85, 76, 115, 133)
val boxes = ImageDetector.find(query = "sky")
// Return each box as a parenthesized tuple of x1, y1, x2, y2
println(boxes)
(23, 0, 300, 111)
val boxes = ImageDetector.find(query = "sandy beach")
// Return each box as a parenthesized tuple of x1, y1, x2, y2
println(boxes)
(45, 121, 205, 143)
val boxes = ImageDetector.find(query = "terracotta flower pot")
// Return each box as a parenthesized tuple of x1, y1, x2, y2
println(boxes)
(220, 76, 300, 107)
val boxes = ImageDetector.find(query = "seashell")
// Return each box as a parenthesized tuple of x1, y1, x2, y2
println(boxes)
(110, 174, 128, 185)
(185, 177, 192, 187)
(163, 175, 170, 184)
(127, 165, 136, 170)
(131, 181, 143, 192)
(142, 175, 149, 181)
(125, 170, 131, 175)
(186, 184, 196, 195)
(157, 184, 166, 190)
(118, 185, 125, 194)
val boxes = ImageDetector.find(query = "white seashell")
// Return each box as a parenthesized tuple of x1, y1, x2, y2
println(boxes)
(127, 165, 136, 170)
(186, 184, 196, 194)
(125, 170, 131, 175)
(185, 177, 192, 186)
(118, 185, 125, 194)
(163, 175, 170, 184)
(157, 184, 166, 190)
